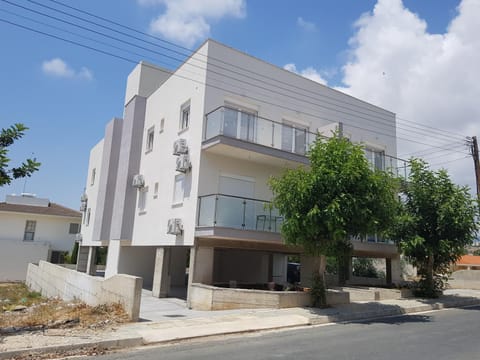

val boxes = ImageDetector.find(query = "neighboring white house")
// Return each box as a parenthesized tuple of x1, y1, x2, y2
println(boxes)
(0, 194, 81, 281)
(78, 39, 405, 302)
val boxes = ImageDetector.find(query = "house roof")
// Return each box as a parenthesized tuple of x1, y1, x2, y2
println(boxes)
(0, 201, 81, 218)
(457, 255, 480, 266)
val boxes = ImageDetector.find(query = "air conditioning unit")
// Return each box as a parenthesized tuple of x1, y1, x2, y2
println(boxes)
(173, 138, 188, 155)
(176, 154, 191, 173)
(79, 203, 87, 212)
(167, 218, 183, 235)
(132, 174, 145, 188)
(75, 233, 83, 242)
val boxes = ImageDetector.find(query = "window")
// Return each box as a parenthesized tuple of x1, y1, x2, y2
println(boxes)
(23, 220, 36, 241)
(160, 118, 165, 133)
(173, 174, 185, 204)
(69, 223, 80, 234)
(153, 182, 159, 199)
(146, 126, 155, 152)
(180, 102, 190, 131)
(138, 187, 148, 213)
(223, 107, 256, 142)
(86, 208, 91, 226)
(365, 148, 385, 170)
(90, 168, 96, 186)
(281, 122, 307, 155)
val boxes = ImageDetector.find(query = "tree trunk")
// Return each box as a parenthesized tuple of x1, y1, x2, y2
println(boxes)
(426, 251, 435, 296)
(312, 255, 327, 307)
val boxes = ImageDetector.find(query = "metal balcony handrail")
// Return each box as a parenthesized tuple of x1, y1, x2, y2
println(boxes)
(204, 106, 408, 172)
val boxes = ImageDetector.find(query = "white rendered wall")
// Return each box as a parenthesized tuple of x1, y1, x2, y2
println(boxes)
(81, 139, 104, 246)
(130, 44, 209, 247)
(0, 212, 80, 251)
(203, 40, 396, 157)
(0, 240, 50, 281)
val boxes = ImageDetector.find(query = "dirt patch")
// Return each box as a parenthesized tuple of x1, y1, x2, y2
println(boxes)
(1, 283, 130, 334)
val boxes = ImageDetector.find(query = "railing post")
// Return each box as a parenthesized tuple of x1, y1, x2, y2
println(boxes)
(219, 108, 224, 135)
(271, 123, 275, 147)
(213, 196, 218, 226)
(268, 205, 272, 231)
(242, 200, 246, 228)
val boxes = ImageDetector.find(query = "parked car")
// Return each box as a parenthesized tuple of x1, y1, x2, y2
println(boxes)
(287, 262, 300, 284)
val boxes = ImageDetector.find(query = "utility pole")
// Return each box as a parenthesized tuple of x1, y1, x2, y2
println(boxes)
(470, 136, 480, 199)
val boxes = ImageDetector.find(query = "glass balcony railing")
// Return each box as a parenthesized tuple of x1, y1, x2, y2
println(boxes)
(197, 194, 283, 233)
(204, 106, 316, 156)
(204, 106, 409, 179)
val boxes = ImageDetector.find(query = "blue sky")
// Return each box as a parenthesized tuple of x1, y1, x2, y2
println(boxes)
(0, 0, 477, 209)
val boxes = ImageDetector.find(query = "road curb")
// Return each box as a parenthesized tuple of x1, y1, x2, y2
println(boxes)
(2, 297, 480, 358)
(0, 336, 144, 360)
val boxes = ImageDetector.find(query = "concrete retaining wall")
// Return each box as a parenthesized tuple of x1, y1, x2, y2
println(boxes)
(336, 286, 413, 301)
(189, 283, 350, 310)
(449, 270, 480, 290)
(26, 261, 142, 321)
(0, 240, 50, 281)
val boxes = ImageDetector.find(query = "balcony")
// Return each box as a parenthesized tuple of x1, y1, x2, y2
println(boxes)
(202, 106, 316, 166)
(350, 235, 398, 257)
(203, 106, 409, 178)
(196, 194, 284, 244)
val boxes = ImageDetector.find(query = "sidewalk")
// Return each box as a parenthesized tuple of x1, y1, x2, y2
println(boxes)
(1, 288, 480, 359)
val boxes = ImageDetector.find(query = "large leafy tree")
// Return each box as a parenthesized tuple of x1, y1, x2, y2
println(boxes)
(269, 134, 399, 306)
(393, 159, 478, 297)
(0, 124, 40, 186)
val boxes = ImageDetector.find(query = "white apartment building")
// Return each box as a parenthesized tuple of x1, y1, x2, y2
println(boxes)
(0, 194, 81, 281)
(79, 39, 403, 301)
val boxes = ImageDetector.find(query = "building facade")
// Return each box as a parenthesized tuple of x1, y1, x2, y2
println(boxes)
(79, 40, 404, 301)
(0, 194, 81, 281)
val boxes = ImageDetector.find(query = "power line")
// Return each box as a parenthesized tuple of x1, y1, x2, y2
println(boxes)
(21, 0, 470, 143)
(0, 13, 467, 158)
(429, 155, 470, 167)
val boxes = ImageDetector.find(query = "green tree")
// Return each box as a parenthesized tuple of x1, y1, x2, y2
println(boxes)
(269, 134, 399, 306)
(0, 124, 40, 186)
(393, 159, 478, 297)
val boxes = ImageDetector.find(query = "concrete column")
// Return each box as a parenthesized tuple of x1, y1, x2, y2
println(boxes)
(152, 247, 171, 298)
(86, 246, 97, 276)
(391, 255, 402, 284)
(346, 256, 352, 281)
(104, 240, 121, 278)
(386, 258, 392, 285)
(76, 245, 90, 273)
(271, 254, 287, 284)
(192, 246, 215, 284)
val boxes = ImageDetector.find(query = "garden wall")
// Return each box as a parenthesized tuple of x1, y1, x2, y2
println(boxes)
(26, 261, 142, 320)
(188, 283, 349, 310)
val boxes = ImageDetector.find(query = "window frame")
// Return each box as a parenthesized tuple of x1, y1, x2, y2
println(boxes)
(172, 174, 185, 205)
(69, 223, 80, 234)
(23, 220, 37, 241)
(281, 120, 308, 155)
(138, 186, 149, 214)
(146, 126, 155, 153)
(90, 168, 96, 186)
(179, 101, 191, 131)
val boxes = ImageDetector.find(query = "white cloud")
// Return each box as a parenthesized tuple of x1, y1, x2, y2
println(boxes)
(139, 0, 246, 48)
(337, 0, 480, 190)
(284, 63, 328, 85)
(297, 17, 316, 31)
(42, 58, 93, 80)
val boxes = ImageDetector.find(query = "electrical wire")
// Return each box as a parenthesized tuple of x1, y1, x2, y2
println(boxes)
(20, 0, 470, 143)
(0, 9, 470, 159)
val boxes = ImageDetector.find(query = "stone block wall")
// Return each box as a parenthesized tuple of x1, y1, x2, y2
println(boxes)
(26, 261, 142, 320)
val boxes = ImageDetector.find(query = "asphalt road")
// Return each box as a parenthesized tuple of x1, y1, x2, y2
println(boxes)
(92, 306, 480, 360)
